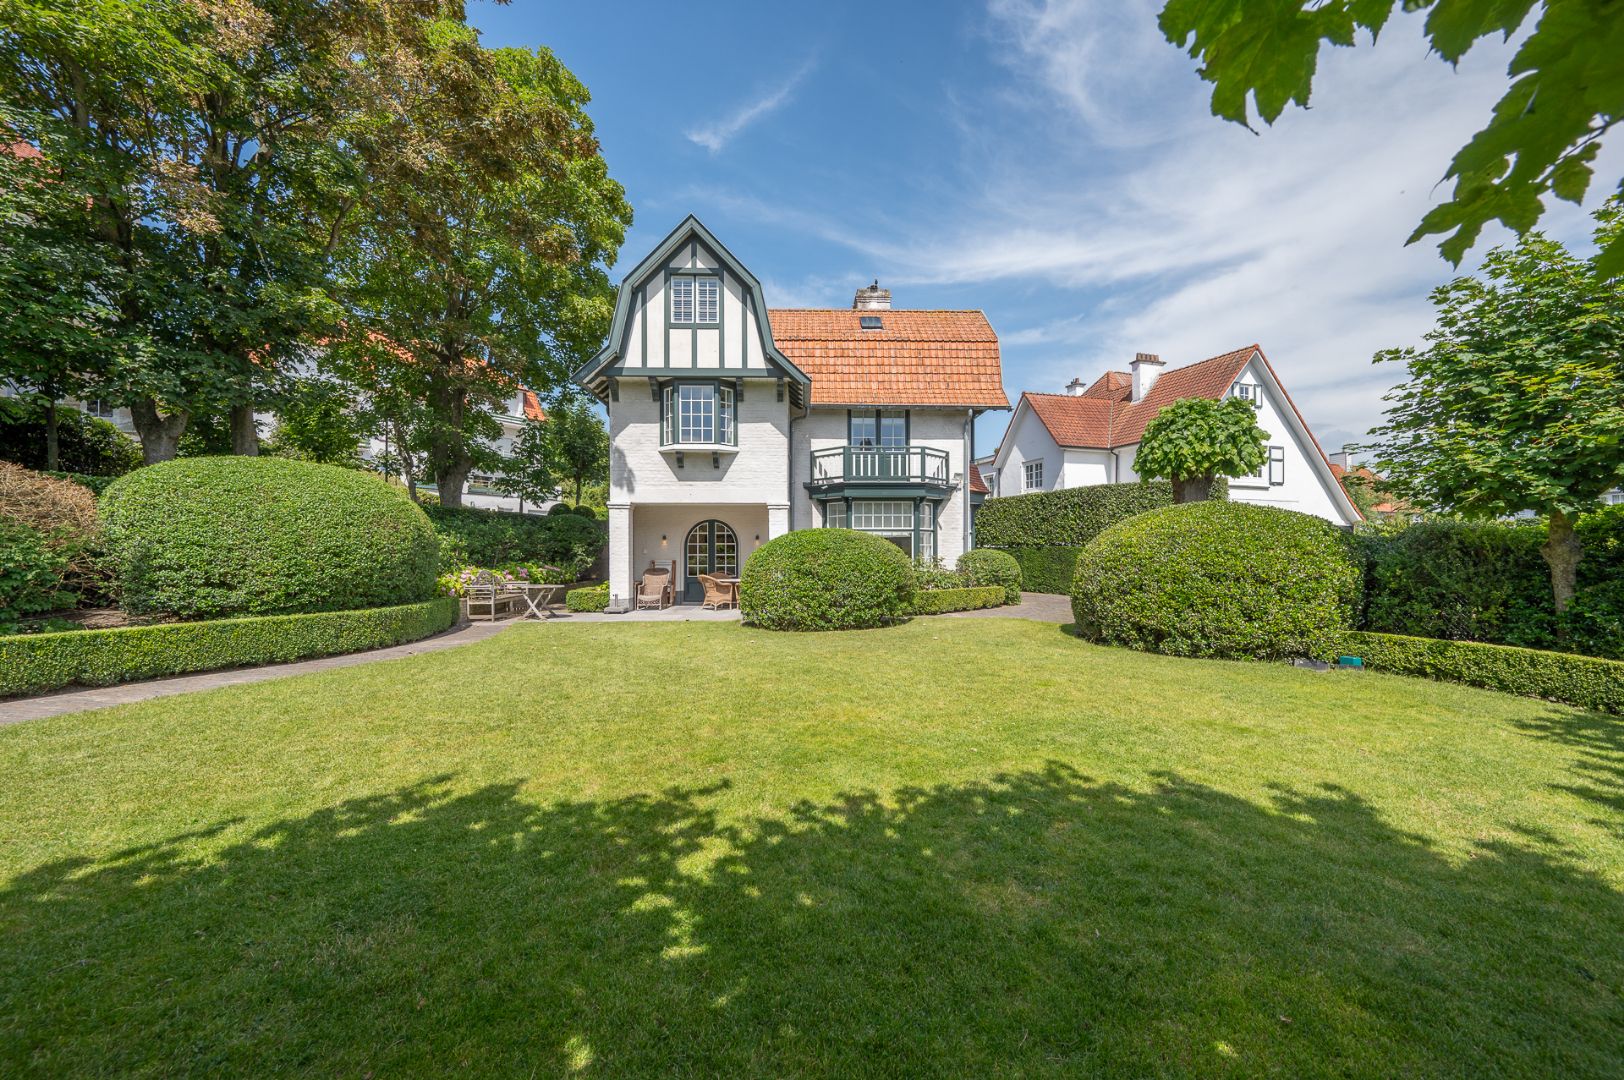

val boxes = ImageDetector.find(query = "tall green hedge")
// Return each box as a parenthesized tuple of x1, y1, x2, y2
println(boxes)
(101, 457, 441, 619)
(998, 546, 1086, 595)
(977, 480, 1228, 548)
(0, 597, 458, 698)
(1335, 630, 1624, 715)
(423, 504, 605, 576)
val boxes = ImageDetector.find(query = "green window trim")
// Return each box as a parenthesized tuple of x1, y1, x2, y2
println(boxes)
(819, 495, 939, 563)
(847, 408, 909, 449)
(659, 380, 737, 447)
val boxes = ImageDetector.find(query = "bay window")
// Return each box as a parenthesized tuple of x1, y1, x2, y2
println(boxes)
(821, 497, 937, 560)
(661, 382, 735, 445)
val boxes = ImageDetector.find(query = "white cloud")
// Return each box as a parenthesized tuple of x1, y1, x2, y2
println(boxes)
(686, 57, 817, 154)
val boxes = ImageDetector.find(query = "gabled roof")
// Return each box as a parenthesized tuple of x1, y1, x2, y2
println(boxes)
(969, 464, 990, 495)
(521, 390, 545, 422)
(767, 309, 1008, 408)
(1082, 370, 1131, 400)
(573, 215, 808, 397)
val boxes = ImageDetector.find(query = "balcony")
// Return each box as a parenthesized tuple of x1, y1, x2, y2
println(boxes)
(806, 445, 953, 497)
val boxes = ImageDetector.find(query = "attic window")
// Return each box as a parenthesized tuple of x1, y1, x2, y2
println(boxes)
(859, 315, 883, 330)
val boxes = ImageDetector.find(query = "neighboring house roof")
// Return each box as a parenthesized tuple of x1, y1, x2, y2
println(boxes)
(521, 390, 546, 422)
(1330, 463, 1406, 515)
(767, 308, 1009, 408)
(1019, 345, 1259, 450)
(969, 464, 990, 495)
(3, 141, 42, 161)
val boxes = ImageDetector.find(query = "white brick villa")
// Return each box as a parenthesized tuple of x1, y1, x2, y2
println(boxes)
(573, 216, 1007, 610)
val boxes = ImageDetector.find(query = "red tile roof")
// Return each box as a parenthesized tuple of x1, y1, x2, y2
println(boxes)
(969, 464, 990, 495)
(767, 309, 1008, 408)
(3, 141, 42, 161)
(521, 390, 546, 422)
(1022, 345, 1257, 449)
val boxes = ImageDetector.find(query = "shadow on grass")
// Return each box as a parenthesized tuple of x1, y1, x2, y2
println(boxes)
(1514, 710, 1624, 832)
(3, 765, 1620, 1077)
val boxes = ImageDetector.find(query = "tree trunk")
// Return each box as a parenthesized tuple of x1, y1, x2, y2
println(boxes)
(1541, 508, 1583, 617)
(435, 458, 471, 509)
(129, 398, 189, 463)
(573, 475, 583, 506)
(229, 404, 259, 455)
(426, 373, 471, 509)
(44, 400, 59, 472)
(1172, 475, 1214, 504)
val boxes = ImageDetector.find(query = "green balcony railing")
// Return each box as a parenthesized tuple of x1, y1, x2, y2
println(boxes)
(808, 446, 951, 488)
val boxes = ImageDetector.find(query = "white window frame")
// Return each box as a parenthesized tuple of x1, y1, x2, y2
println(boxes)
(696, 277, 719, 323)
(670, 277, 694, 323)
(661, 382, 735, 446)
(669, 274, 719, 326)
(1023, 459, 1044, 491)
(1267, 445, 1285, 486)
(1230, 381, 1262, 405)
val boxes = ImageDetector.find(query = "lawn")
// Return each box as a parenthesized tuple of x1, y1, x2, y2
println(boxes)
(2, 618, 1620, 1077)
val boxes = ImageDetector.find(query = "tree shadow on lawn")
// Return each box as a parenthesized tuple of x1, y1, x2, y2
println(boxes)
(1513, 709, 1624, 833)
(3, 765, 1620, 1078)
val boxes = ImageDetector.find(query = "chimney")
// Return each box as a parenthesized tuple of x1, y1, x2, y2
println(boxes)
(853, 280, 891, 310)
(1329, 445, 1354, 470)
(1066, 377, 1087, 397)
(1130, 352, 1164, 402)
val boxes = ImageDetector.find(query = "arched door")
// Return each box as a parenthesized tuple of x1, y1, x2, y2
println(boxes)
(683, 520, 738, 603)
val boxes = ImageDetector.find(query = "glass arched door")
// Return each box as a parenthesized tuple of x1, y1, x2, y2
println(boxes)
(683, 520, 738, 603)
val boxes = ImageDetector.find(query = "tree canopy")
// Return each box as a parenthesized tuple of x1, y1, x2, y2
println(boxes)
(1159, 0, 1624, 276)
(1134, 396, 1268, 503)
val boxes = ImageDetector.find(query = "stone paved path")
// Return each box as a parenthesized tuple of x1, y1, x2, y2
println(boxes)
(939, 592, 1073, 623)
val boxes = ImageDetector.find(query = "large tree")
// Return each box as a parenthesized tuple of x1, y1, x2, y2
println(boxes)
(338, 37, 630, 507)
(1159, 0, 1624, 276)
(1365, 200, 1624, 614)
(1135, 396, 1268, 503)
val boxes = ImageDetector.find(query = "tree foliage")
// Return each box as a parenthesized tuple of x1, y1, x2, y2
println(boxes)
(493, 418, 558, 511)
(1134, 397, 1266, 502)
(1158, 0, 1624, 276)
(536, 393, 609, 506)
(1365, 199, 1624, 613)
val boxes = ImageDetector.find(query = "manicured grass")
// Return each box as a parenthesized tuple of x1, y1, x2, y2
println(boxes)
(2, 619, 1620, 1077)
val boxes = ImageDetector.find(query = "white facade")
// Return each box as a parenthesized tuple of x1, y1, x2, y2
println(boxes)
(579, 216, 998, 611)
(991, 349, 1361, 526)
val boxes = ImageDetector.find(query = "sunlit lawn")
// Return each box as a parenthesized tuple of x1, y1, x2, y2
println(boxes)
(2, 618, 1620, 1077)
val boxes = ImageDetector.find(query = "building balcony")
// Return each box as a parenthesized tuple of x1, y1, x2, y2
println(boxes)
(806, 446, 953, 497)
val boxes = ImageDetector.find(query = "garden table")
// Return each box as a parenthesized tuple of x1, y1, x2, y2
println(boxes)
(514, 582, 568, 619)
(714, 577, 741, 608)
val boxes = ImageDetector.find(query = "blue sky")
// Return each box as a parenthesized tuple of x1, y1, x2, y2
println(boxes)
(472, 1, 1620, 455)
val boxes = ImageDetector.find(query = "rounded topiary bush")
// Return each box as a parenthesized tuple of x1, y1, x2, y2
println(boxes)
(1071, 501, 1360, 660)
(740, 529, 916, 630)
(957, 548, 1022, 604)
(101, 456, 440, 618)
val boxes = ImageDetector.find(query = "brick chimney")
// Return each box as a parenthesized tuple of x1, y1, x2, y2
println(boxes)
(853, 280, 891, 310)
(1066, 377, 1087, 397)
(1130, 352, 1164, 402)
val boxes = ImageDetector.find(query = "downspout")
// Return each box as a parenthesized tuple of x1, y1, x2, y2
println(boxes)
(787, 406, 796, 531)
(964, 408, 973, 554)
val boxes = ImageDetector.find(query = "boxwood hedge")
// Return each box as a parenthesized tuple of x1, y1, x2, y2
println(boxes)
(956, 549, 1022, 604)
(997, 545, 1086, 595)
(1073, 501, 1361, 660)
(1336, 630, 1624, 715)
(0, 597, 458, 698)
(909, 585, 1006, 615)
(101, 457, 440, 619)
(424, 504, 606, 576)
(977, 479, 1227, 548)
(565, 582, 609, 612)
(740, 529, 915, 631)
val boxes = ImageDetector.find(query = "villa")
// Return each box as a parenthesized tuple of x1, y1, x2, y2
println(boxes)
(574, 216, 1008, 610)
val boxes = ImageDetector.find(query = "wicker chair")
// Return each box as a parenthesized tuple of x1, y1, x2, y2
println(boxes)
(635, 565, 674, 610)
(465, 569, 521, 622)
(699, 573, 735, 610)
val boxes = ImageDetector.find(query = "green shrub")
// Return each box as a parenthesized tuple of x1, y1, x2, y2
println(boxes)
(998, 545, 1085, 595)
(740, 529, 915, 631)
(45, 471, 120, 495)
(909, 585, 1006, 615)
(0, 521, 72, 634)
(913, 560, 965, 591)
(566, 582, 609, 612)
(101, 457, 440, 619)
(1359, 509, 1624, 659)
(957, 548, 1022, 604)
(547, 502, 574, 516)
(1073, 502, 1361, 660)
(0, 407, 142, 476)
(1336, 630, 1624, 715)
(0, 597, 457, 698)
(568, 504, 598, 519)
(977, 479, 1226, 548)
(423, 504, 605, 577)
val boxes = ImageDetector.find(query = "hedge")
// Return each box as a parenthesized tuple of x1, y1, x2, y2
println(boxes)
(566, 583, 609, 612)
(997, 545, 1085, 595)
(976, 479, 1227, 548)
(956, 549, 1021, 604)
(102, 457, 440, 619)
(0, 597, 459, 698)
(45, 471, 120, 495)
(0, 408, 142, 476)
(909, 585, 1006, 615)
(1335, 630, 1624, 715)
(424, 504, 606, 576)
(740, 529, 915, 630)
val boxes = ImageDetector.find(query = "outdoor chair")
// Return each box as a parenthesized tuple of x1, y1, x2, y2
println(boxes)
(635, 565, 674, 610)
(699, 573, 735, 611)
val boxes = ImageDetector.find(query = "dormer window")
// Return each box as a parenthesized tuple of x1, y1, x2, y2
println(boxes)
(670, 276, 719, 325)
(859, 315, 883, 330)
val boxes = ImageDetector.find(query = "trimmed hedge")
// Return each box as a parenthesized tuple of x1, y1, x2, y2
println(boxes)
(910, 585, 1006, 615)
(1336, 630, 1624, 715)
(999, 545, 1086, 595)
(0, 597, 458, 698)
(957, 548, 1022, 604)
(977, 479, 1227, 548)
(102, 457, 440, 619)
(424, 504, 606, 575)
(1073, 502, 1361, 660)
(740, 529, 915, 631)
(566, 583, 609, 612)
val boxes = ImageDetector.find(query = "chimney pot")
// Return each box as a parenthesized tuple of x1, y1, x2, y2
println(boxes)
(1129, 352, 1165, 402)
(853, 280, 891, 310)
(1066, 377, 1087, 397)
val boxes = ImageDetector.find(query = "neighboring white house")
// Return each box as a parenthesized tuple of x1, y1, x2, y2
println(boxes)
(990, 345, 1362, 526)
(574, 215, 1008, 610)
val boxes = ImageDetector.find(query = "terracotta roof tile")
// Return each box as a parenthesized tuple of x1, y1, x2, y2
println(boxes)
(969, 464, 990, 495)
(768, 309, 1008, 408)
(521, 390, 546, 422)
